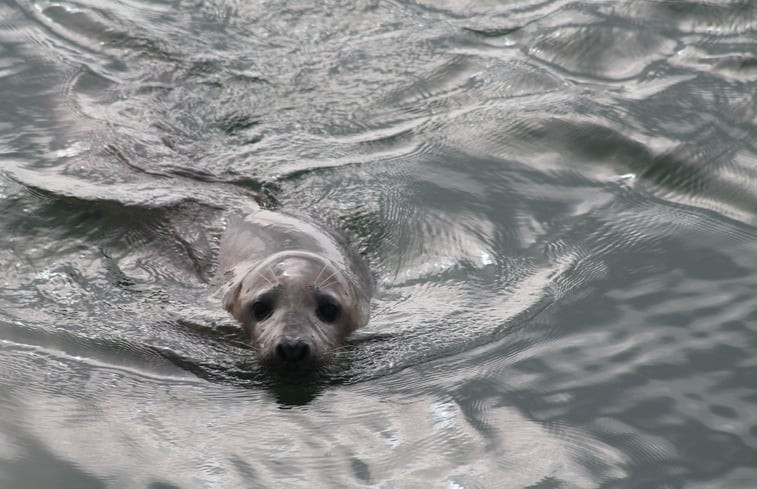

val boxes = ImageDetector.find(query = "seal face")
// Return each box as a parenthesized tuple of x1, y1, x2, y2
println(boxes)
(217, 209, 372, 371)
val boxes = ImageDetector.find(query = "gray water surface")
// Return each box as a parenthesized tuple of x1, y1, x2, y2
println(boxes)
(1, 0, 756, 487)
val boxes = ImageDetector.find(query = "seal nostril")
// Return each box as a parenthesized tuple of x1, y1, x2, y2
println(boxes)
(275, 343, 286, 361)
(294, 342, 309, 361)
(275, 340, 310, 363)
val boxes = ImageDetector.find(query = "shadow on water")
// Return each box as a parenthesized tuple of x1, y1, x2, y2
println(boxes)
(149, 318, 343, 406)
(155, 348, 331, 407)
(149, 322, 366, 406)
(264, 374, 327, 407)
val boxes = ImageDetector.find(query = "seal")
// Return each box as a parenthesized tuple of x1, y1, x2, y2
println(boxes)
(216, 207, 373, 370)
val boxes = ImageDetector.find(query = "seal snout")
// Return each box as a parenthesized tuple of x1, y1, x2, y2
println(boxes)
(274, 339, 311, 364)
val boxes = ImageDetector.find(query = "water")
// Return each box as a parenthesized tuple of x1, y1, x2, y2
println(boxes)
(1, 0, 756, 487)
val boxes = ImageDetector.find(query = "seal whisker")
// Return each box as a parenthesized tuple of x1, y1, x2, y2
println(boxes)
(316, 269, 339, 289)
(319, 279, 339, 290)
(313, 262, 329, 285)
(254, 269, 275, 287)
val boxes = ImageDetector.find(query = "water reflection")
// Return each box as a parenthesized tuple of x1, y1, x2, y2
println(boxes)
(1, 0, 756, 486)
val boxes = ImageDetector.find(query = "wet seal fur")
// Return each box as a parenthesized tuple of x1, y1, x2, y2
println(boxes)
(217, 208, 373, 371)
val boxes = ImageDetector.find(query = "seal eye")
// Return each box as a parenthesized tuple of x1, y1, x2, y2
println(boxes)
(251, 299, 273, 321)
(316, 298, 340, 323)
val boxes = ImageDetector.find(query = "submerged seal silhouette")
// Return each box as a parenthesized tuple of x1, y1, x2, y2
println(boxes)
(217, 208, 373, 370)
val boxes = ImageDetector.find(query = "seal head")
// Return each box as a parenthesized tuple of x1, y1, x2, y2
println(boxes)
(216, 208, 373, 371)
(224, 250, 367, 370)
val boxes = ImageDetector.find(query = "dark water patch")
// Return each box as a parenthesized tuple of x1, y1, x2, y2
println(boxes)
(218, 111, 261, 137)
(463, 25, 523, 38)
(0, 435, 108, 489)
(36, 3, 180, 64)
(528, 23, 676, 81)
(619, 0, 757, 35)
(709, 54, 757, 79)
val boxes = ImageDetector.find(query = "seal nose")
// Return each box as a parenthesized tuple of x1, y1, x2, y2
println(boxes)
(275, 340, 310, 363)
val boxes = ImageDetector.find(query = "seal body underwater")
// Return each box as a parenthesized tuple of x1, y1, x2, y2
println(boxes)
(216, 207, 373, 371)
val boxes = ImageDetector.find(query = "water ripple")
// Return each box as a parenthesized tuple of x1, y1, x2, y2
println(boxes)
(2, 0, 757, 487)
